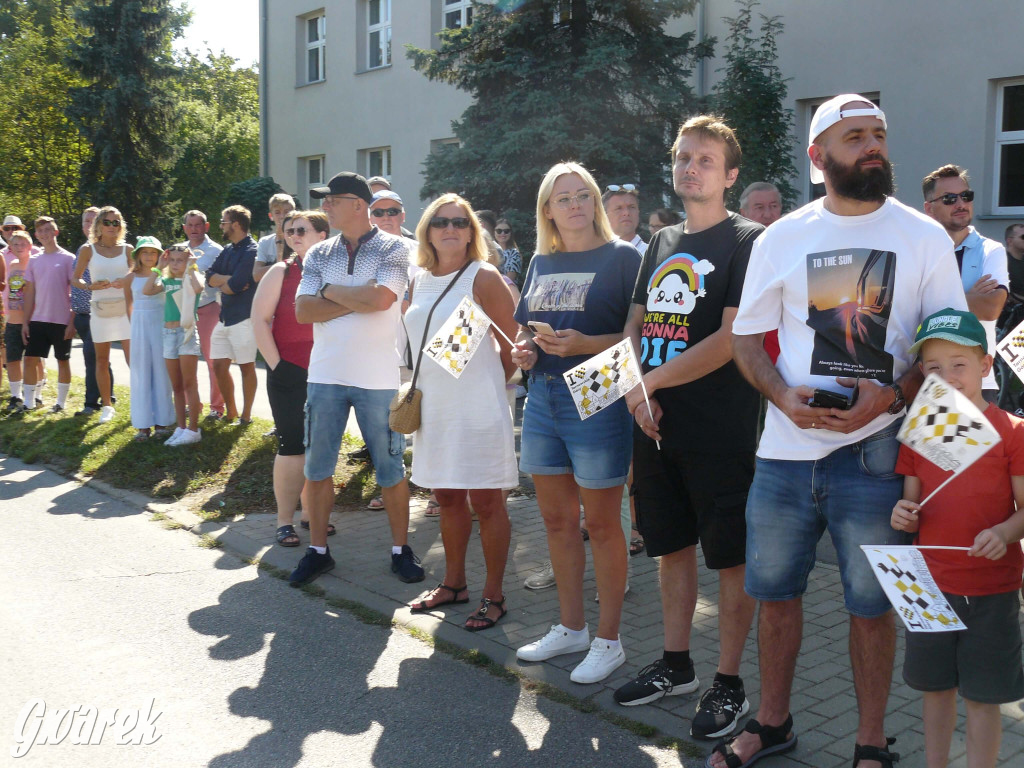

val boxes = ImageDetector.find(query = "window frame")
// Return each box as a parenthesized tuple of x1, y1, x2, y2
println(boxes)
(301, 155, 325, 209)
(365, 147, 392, 180)
(993, 77, 1024, 216)
(303, 13, 326, 85)
(442, 0, 472, 30)
(367, 0, 392, 70)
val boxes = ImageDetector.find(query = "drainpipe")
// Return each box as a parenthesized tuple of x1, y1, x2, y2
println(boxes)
(696, 0, 706, 98)
(259, 0, 269, 175)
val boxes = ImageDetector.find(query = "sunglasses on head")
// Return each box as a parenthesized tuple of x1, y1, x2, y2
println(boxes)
(929, 190, 974, 206)
(429, 216, 471, 230)
(495, 227, 511, 235)
(605, 183, 638, 193)
(285, 226, 311, 237)
(371, 208, 402, 218)
(101, 219, 122, 227)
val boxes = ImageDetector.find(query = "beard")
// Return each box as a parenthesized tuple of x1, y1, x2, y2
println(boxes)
(823, 153, 894, 202)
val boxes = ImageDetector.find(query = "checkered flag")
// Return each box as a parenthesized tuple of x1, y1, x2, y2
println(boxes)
(997, 314, 1024, 385)
(423, 296, 495, 379)
(562, 339, 643, 420)
(861, 546, 964, 633)
(898, 373, 999, 474)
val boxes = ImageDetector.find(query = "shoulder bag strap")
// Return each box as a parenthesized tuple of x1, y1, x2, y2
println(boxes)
(406, 260, 472, 397)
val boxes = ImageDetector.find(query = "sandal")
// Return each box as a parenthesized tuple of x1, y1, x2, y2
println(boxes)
(367, 496, 385, 510)
(705, 713, 797, 768)
(133, 429, 150, 442)
(299, 520, 336, 536)
(853, 738, 899, 767)
(410, 583, 469, 613)
(630, 526, 645, 556)
(424, 495, 441, 518)
(464, 596, 507, 632)
(275, 524, 300, 547)
(580, 527, 590, 541)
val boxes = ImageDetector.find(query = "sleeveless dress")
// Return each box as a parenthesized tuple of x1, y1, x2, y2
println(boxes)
(89, 244, 132, 343)
(129, 275, 175, 429)
(404, 261, 518, 489)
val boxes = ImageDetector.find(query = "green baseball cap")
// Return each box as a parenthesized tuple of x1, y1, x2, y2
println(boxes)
(908, 308, 987, 357)
(133, 235, 162, 255)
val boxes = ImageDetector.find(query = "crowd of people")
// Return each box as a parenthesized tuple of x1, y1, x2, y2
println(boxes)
(5, 91, 1024, 768)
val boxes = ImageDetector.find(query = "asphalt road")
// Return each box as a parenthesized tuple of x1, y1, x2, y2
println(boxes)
(0, 455, 694, 768)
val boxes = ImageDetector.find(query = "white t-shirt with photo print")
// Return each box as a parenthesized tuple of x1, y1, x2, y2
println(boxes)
(733, 196, 968, 460)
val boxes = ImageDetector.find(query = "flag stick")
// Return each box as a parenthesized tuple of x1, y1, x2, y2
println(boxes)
(914, 545, 972, 551)
(918, 472, 959, 508)
(625, 338, 660, 451)
(490, 322, 516, 348)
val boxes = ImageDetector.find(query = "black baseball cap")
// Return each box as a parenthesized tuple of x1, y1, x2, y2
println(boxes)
(309, 172, 373, 202)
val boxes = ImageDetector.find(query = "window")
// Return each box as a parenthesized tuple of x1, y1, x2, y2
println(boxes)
(443, 0, 472, 30)
(368, 0, 391, 69)
(803, 93, 881, 202)
(301, 155, 325, 208)
(304, 13, 326, 84)
(361, 147, 392, 180)
(553, 1, 573, 23)
(994, 78, 1024, 215)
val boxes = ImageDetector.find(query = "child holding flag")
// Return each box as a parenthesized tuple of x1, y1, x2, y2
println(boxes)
(891, 307, 1024, 768)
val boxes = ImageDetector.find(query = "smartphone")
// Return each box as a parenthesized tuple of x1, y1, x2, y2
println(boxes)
(808, 379, 860, 410)
(528, 321, 558, 337)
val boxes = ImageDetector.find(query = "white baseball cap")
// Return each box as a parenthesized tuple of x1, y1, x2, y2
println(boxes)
(808, 94, 887, 184)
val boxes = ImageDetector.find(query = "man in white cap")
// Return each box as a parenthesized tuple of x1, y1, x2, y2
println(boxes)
(710, 95, 969, 768)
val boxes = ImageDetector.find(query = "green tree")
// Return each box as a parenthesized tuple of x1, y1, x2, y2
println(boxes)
(0, 1, 90, 221)
(166, 49, 260, 233)
(225, 176, 284, 228)
(66, 0, 189, 238)
(711, 0, 797, 210)
(408, 0, 710, 254)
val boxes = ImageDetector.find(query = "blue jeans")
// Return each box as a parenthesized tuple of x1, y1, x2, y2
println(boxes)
(74, 312, 113, 409)
(303, 383, 406, 487)
(745, 421, 909, 617)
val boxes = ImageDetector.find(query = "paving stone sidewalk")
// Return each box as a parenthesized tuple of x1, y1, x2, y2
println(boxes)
(183, 485, 1024, 768)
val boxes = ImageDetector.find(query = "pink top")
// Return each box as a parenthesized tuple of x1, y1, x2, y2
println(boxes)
(271, 259, 313, 370)
(24, 249, 75, 324)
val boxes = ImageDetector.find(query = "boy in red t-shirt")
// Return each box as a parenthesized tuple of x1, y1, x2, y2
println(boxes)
(892, 307, 1024, 768)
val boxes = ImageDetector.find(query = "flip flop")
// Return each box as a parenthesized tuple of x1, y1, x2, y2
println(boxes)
(410, 583, 469, 613)
(367, 496, 385, 510)
(299, 520, 336, 536)
(275, 525, 300, 547)
(464, 596, 507, 632)
(425, 497, 441, 518)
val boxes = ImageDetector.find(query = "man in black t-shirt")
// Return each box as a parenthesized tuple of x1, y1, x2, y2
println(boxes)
(616, 116, 763, 742)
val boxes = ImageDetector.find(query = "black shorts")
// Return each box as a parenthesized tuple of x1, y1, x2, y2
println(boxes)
(903, 589, 1024, 704)
(4, 322, 26, 362)
(24, 321, 72, 360)
(632, 430, 753, 569)
(267, 359, 308, 456)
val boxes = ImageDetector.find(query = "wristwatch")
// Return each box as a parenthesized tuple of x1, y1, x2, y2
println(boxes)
(886, 382, 906, 414)
(319, 283, 330, 300)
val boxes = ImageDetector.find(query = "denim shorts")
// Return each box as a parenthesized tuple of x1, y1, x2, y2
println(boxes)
(162, 326, 201, 359)
(303, 382, 406, 487)
(519, 373, 632, 489)
(745, 421, 909, 617)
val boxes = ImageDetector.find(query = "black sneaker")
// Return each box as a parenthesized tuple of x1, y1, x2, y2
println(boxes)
(49, 404, 65, 414)
(288, 547, 335, 587)
(348, 445, 371, 461)
(391, 545, 425, 583)
(613, 659, 700, 706)
(691, 679, 750, 739)
(4, 397, 23, 414)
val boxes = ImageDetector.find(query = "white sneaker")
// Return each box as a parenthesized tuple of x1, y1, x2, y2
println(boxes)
(524, 561, 556, 590)
(165, 427, 186, 445)
(517, 624, 590, 662)
(99, 406, 115, 424)
(176, 428, 202, 445)
(570, 637, 626, 684)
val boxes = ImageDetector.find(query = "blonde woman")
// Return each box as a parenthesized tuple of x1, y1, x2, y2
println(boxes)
(72, 206, 132, 423)
(405, 194, 519, 631)
(512, 162, 641, 683)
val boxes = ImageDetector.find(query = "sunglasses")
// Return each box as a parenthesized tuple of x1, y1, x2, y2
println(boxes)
(429, 217, 471, 230)
(495, 227, 511, 235)
(928, 190, 974, 206)
(284, 226, 311, 237)
(101, 219, 122, 227)
(1, 225, 22, 231)
(371, 208, 402, 218)
(605, 184, 638, 193)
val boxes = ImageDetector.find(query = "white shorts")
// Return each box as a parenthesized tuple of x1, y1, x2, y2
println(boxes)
(209, 318, 257, 365)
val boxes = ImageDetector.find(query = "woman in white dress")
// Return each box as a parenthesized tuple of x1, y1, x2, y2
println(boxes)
(405, 194, 519, 631)
(72, 206, 132, 423)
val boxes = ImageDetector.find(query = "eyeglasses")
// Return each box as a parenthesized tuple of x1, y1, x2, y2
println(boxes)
(605, 184, 638, 193)
(551, 192, 593, 209)
(284, 226, 311, 237)
(429, 217, 471, 230)
(928, 190, 975, 206)
(495, 228, 511, 235)
(101, 219, 122, 227)
(219, 220, 231, 225)
(371, 208, 402, 218)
